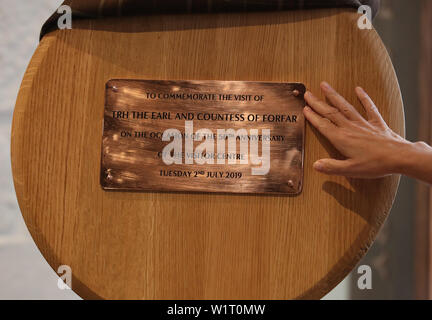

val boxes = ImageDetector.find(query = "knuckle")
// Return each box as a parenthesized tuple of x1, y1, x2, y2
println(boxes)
(361, 96, 370, 104)
(318, 118, 331, 129)
(369, 105, 379, 113)
(324, 108, 341, 119)
(328, 92, 338, 99)
(340, 127, 355, 138)
(369, 121, 386, 131)
(320, 162, 333, 173)
(326, 163, 344, 174)
(383, 127, 394, 135)
(341, 106, 352, 114)
(416, 141, 429, 148)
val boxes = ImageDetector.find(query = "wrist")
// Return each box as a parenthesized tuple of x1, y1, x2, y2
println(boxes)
(393, 140, 432, 176)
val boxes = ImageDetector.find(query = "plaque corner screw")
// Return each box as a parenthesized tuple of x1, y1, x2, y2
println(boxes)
(105, 169, 113, 180)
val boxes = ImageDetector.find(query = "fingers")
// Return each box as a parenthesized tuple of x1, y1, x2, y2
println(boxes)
(303, 106, 338, 140)
(313, 158, 356, 176)
(355, 87, 387, 127)
(320, 82, 365, 123)
(304, 91, 348, 126)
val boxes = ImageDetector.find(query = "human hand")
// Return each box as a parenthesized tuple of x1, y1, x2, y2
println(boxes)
(303, 82, 411, 178)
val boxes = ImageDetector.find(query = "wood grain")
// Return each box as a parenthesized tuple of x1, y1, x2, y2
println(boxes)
(11, 9, 404, 299)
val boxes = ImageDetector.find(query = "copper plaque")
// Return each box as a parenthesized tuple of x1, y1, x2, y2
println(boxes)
(101, 79, 306, 194)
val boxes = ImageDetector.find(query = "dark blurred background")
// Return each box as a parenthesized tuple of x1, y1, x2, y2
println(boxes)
(350, 0, 420, 300)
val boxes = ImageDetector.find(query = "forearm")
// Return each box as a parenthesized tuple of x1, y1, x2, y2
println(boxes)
(395, 141, 432, 184)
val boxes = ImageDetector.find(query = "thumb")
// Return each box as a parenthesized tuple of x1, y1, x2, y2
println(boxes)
(313, 159, 355, 176)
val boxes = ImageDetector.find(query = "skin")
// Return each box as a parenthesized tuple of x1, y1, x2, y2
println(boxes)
(303, 82, 432, 185)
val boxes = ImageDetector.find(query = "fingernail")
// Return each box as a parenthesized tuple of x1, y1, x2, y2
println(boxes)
(314, 161, 324, 171)
(321, 81, 331, 89)
(305, 91, 313, 97)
